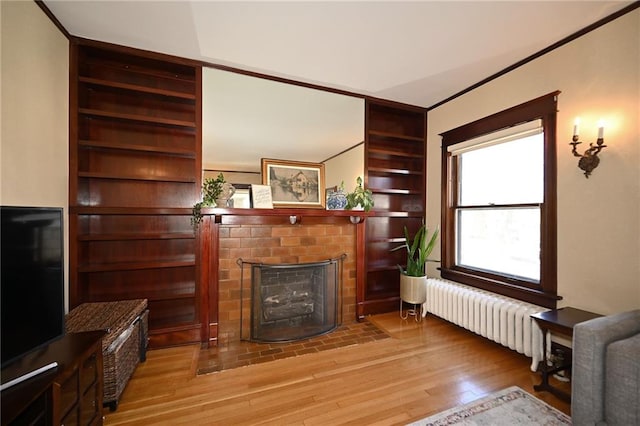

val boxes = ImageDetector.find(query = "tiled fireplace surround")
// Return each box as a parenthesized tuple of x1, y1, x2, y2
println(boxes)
(217, 222, 357, 345)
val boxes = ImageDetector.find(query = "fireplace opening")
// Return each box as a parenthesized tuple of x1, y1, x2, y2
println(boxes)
(238, 255, 344, 343)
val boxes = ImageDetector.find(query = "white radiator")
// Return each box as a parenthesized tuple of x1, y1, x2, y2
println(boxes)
(422, 278, 549, 372)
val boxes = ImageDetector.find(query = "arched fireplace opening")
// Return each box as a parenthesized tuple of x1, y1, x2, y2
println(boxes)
(238, 255, 345, 342)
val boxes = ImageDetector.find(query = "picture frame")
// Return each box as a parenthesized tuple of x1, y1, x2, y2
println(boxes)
(261, 159, 326, 209)
(231, 184, 252, 208)
(250, 184, 274, 209)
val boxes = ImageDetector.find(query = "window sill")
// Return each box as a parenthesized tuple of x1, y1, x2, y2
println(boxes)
(440, 268, 561, 309)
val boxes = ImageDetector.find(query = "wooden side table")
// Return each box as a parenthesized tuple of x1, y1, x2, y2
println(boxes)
(530, 307, 602, 402)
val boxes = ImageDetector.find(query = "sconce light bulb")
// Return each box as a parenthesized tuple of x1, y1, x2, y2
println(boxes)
(597, 119, 605, 139)
(573, 117, 580, 137)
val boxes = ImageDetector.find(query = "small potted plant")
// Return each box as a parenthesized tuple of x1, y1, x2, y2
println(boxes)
(391, 224, 439, 319)
(345, 176, 374, 212)
(191, 173, 226, 228)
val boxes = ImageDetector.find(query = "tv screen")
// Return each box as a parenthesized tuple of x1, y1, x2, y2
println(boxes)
(1, 206, 65, 369)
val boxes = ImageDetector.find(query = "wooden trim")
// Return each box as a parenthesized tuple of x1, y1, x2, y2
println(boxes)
(195, 66, 204, 205)
(357, 298, 400, 319)
(34, 0, 71, 39)
(440, 91, 560, 144)
(428, 3, 639, 110)
(441, 268, 561, 309)
(440, 92, 560, 308)
(356, 220, 366, 320)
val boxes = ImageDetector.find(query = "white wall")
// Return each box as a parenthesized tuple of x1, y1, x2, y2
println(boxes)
(1, 1, 69, 309)
(427, 10, 640, 315)
(324, 143, 365, 192)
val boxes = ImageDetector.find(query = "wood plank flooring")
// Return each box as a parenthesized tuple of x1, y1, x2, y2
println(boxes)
(104, 313, 571, 425)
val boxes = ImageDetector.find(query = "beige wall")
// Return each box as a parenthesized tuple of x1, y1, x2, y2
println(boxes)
(324, 143, 365, 191)
(1, 1, 69, 308)
(427, 10, 640, 315)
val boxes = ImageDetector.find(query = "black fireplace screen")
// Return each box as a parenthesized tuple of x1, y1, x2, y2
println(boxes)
(238, 255, 345, 343)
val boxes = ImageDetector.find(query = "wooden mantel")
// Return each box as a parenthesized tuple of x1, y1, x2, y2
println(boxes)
(201, 207, 374, 225)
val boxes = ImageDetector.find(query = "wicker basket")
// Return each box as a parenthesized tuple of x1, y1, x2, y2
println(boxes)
(66, 299, 148, 410)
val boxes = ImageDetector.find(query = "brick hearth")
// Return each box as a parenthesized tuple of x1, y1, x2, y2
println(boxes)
(217, 223, 357, 345)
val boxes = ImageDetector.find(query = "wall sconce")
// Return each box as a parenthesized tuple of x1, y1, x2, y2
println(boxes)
(570, 118, 607, 178)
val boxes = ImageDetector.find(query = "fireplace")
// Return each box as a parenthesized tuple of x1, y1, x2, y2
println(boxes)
(239, 256, 344, 342)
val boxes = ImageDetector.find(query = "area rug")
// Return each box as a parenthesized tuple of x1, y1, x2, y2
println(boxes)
(408, 386, 571, 425)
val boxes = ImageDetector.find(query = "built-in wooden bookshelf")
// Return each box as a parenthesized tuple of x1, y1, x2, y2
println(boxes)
(69, 40, 202, 348)
(68, 40, 427, 346)
(359, 101, 427, 318)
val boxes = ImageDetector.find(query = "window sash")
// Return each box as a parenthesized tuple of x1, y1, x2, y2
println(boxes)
(455, 205, 541, 283)
(456, 132, 544, 206)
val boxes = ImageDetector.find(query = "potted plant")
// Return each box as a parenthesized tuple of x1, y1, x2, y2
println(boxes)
(391, 224, 439, 319)
(191, 173, 226, 228)
(345, 176, 374, 212)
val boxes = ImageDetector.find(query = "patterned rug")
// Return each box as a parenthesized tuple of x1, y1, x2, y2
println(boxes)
(409, 386, 571, 425)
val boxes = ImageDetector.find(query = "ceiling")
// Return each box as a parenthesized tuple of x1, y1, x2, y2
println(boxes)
(42, 1, 634, 172)
(44, 1, 633, 108)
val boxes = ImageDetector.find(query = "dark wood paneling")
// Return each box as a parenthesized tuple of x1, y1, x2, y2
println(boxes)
(360, 101, 427, 317)
(69, 40, 201, 348)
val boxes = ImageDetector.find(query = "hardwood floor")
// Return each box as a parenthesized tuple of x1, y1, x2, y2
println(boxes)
(104, 313, 571, 425)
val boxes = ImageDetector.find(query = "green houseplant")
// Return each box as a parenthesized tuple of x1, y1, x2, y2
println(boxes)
(391, 224, 439, 319)
(345, 176, 374, 212)
(191, 173, 226, 227)
(392, 225, 439, 277)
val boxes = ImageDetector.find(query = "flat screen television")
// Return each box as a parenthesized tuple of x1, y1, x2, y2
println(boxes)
(1, 206, 65, 375)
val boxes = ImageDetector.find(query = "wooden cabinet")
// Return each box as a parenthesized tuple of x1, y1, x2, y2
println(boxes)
(1, 332, 104, 426)
(358, 101, 426, 318)
(69, 40, 202, 347)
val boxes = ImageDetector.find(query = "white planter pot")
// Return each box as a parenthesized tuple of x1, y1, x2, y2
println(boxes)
(400, 274, 427, 304)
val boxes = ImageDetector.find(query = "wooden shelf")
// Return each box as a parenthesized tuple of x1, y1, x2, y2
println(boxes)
(78, 171, 196, 183)
(368, 166, 422, 175)
(79, 77, 196, 100)
(144, 291, 195, 302)
(368, 147, 423, 159)
(81, 56, 195, 84)
(71, 206, 192, 215)
(370, 188, 420, 195)
(78, 259, 195, 273)
(368, 211, 424, 218)
(79, 139, 196, 157)
(368, 237, 406, 244)
(369, 130, 424, 142)
(78, 232, 194, 241)
(79, 108, 196, 128)
(366, 265, 402, 273)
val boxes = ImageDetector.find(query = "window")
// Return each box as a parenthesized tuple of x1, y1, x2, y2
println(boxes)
(440, 92, 560, 308)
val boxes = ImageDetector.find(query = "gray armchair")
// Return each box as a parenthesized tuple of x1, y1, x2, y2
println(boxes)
(572, 309, 640, 425)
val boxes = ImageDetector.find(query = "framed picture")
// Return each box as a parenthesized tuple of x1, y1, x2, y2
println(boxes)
(231, 184, 252, 208)
(250, 184, 274, 209)
(261, 159, 325, 208)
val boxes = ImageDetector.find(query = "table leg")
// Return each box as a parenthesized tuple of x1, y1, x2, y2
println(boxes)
(533, 329, 571, 402)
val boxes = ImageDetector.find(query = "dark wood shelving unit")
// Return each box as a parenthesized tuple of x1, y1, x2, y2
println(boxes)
(358, 100, 427, 318)
(68, 40, 427, 348)
(69, 40, 202, 348)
